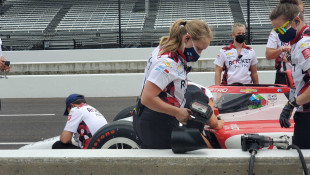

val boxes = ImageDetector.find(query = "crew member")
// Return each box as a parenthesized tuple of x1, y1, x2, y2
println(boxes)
(266, 0, 304, 86)
(133, 19, 224, 149)
(214, 23, 259, 85)
(270, 0, 310, 148)
(52, 94, 107, 149)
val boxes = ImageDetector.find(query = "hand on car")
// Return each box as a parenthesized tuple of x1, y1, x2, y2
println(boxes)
(175, 108, 191, 125)
(216, 118, 224, 129)
(279, 97, 298, 128)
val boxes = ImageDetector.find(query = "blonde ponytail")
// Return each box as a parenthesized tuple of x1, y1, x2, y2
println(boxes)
(159, 19, 212, 55)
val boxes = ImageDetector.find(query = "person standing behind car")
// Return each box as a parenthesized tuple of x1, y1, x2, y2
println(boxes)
(52, 94, 107, 149)
(266, 0, 304, 85)
(214, 23, 259, 85)
(270, 0, 310, 148)
(133, 19, 224, 149)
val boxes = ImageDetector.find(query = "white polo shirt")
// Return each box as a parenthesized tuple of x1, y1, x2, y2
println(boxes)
(214, 42, 258, 85)
(143, 47, 188, 108)
(266, 30, 292, 71)
(289, 25, 310, 112)
(64, 103, 107, 148)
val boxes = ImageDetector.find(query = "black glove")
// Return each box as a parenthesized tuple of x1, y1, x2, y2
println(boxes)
(279, 97, 299, 128)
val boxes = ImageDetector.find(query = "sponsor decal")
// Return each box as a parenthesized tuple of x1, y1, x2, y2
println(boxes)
(177, 65, 181, 69)
(277, 89, 282, 93)
(163, 62, 172, 68)
(155, 65, 166, 72)
(230, 124, 239, 130)
(302, 48, 310, 60)
(208, 88, 228, 93)
(268, 94, 277, 100)
(158, 65, 164, 69)
(240, 88, 258, 93)
(267, 94, 277, 105)
(67, 115, 72, 121)
(164, 69, 169, 74)
(87, 108, 96, 112)
(226, 52, 233, 56)
(299, 43, 308, 48)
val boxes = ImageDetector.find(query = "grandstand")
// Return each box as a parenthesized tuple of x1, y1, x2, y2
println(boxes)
(0, 0, 309, 50)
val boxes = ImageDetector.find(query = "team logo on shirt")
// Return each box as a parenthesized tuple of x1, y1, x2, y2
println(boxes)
(299, 43, 308, 48)
(67, 115, 72, 121)
(228, 59, 251, 66)
(163, 62, 172, 68)
(155, 65, 165, 72)
(181, 80, 186, 88)
(302, 48, 310, 60)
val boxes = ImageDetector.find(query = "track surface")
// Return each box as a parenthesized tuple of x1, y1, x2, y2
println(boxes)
(0, 97, 136, 149)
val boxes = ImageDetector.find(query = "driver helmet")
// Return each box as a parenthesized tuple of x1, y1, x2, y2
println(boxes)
(248, 94, 267, 109)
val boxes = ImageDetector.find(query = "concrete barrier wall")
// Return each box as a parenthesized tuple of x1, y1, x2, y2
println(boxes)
(3, 45, 267, 62)
(0, 71, 276, 98)
(0, 149, 308, 175)
(9, 57, 275, 75)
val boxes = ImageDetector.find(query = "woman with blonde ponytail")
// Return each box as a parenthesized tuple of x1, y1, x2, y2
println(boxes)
(133, 19, 223, 149)
(270, 0, 310, 148)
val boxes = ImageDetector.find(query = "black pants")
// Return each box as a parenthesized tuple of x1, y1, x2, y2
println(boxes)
(52, 141, 80, 149)
(133, 107, 179, 149)
(293, 112, 310, 149)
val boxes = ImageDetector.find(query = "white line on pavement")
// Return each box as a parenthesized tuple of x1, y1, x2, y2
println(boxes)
(0, 114, 56, 117)
(0, 142, 33, 145)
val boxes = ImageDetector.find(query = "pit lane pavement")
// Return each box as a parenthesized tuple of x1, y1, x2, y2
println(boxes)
(0, 97, 136, 149)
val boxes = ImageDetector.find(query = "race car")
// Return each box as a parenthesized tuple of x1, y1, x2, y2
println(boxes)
(204, 84, 294, 149)
(86, 83, 294, 150)
(19, 83, 294, 150)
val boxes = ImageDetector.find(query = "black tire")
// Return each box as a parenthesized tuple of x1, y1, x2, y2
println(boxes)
(87, 120, 141, 149)
(113, 105, 135, 121)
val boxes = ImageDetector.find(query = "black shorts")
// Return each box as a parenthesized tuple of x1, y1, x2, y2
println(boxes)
(293, 112, 310, 149)
(133, 107, 179, 149)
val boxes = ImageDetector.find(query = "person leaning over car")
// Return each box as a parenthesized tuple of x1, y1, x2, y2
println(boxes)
(133, 19, 224, 149)
(52, 94, 107, 149)
(214, 23, 259, 85)
(0, 38, 10, 73)
(270, 0, 310, 149)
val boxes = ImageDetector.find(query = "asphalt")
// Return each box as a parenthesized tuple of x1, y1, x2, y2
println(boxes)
(0, 97, 137, 149)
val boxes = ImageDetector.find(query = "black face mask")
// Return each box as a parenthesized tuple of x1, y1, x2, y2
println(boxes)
(235, 35, 246, 43)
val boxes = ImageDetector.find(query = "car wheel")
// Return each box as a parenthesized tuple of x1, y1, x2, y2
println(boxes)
(87, 120, 141, 149)
(113, 105, 135, 121)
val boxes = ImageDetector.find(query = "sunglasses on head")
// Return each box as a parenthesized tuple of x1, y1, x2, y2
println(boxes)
(273, 20, 290, 35)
